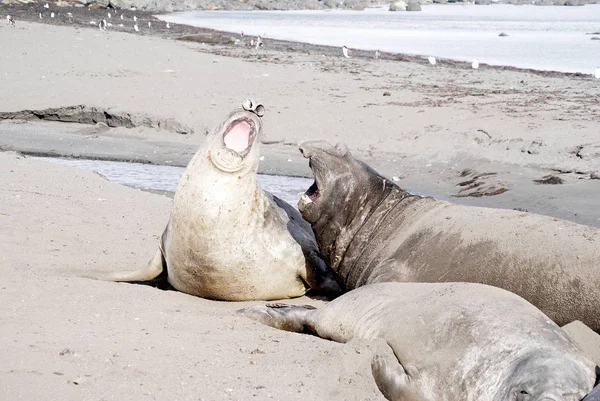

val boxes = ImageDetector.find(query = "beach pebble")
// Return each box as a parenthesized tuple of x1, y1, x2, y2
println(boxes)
(383, 91, 391, 96)
(499, 32, 509, 37)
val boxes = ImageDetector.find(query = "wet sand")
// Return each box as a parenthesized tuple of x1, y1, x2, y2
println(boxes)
(1, 8, 600, 400)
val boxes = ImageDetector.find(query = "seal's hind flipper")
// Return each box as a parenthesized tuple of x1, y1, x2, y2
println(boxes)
(104, 247, 166, 283)
(237, 304, 317, 334)
(371, 351, 411, 401)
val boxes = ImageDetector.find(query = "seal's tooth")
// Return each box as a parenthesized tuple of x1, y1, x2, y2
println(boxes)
(299, 194, 313, 207)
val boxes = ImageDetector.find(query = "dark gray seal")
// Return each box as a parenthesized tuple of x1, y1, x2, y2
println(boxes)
(240, 282, 599, 401)
(104, 101, 340, 301)
(296, 140, 600, 330)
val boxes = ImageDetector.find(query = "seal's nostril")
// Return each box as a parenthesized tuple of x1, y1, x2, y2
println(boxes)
(254, 104, 265, 117)
(242, 98, 254, 111)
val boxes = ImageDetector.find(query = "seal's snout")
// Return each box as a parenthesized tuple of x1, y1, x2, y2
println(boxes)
(242, 98, 265, 117)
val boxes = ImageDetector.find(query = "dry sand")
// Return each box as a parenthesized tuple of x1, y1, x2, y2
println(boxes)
(1, 15, 600, 400)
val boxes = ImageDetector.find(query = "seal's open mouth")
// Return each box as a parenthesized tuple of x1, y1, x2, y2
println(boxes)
(224, 119, 253, 154)
(306, 181, 320, 201)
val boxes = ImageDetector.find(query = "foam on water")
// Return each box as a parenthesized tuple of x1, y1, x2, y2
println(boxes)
(160, 4, 600, 73)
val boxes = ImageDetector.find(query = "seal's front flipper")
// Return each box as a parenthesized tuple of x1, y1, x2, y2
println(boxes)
(371, 352, 410, 401)
(237, 304, 317, 334)
(104, 247, 166, 283)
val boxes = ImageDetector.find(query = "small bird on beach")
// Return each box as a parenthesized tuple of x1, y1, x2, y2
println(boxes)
(472, 59, 479, 69)
(107, 12, 111, 19)
(241, 31, 244, 37)
(120, 14, 124, 20)
(50, 12, 55, 18)
(134, 23, 139, 32)
(166, 22, 170, 29)
(595, 67, 600, 79)
(99, 19, 107, 30)
(7, 15, 15, 26)
(255, 36, 263, 50)
(375, 50, 380, 60)
(133, 15, 137, 22)
(39, 12, 43, 19)
(90, 20, 96, 25)
(148, 21, 151, 28)
(118, 23, 124, 27)
(428, 56, 436, 65)
(67, 12, 73, 21)
(44, 3, 50, 8)
(342, 45, 350, 58)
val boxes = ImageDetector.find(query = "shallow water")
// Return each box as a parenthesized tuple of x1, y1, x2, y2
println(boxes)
(161, 4, 600, 73)
(34, 157, 313, 207)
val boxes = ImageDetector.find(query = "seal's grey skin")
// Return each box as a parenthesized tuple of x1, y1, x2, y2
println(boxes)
(240, 282, 598, 401)
(297, 140, 600, 330)
(105, 102, 340, 301)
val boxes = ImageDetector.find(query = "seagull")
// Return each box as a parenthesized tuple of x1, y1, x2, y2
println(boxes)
(133, 15, 137, 22)
(7, 15, 15, 26)
(428, 56, 436, 65)
(134, 23, 139, 32)
(107, 12, 111, 18)
(148, 21, 151, 28)
(472, 59, 479, 69)
(342, 45, 350, 58)
(50, 12, 55, 18)
(595, 67, 600, 79)
(99, 19, 106, 30)
(44, 2, 49, 8)
(375, 50, 380, 60)
(166, 22, 170, 29)
(255, 36, 263, 49)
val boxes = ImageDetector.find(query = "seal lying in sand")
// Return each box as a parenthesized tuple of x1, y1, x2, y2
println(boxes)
(297, 140, 600, 330)
(106, 101, 340, 301)
(240, 282, 600, 401)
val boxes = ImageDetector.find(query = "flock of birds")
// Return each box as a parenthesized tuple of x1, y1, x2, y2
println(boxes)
(342, 44, 599, 77)
(4, 2, 171, 33)
(3, 5, 600, 78)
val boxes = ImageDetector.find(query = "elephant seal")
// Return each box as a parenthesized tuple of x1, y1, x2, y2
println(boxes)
(105, 101, 340, 301)
(240, 282, 600, 401)
(296, 140, 600, 330)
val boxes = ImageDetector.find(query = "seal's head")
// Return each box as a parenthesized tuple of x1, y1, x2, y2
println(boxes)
(496, 350, 595, 401)
(297, 140, 396, 269)
(208, 98, 265, 175)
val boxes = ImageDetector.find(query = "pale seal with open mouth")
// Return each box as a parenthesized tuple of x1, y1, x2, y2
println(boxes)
(104, 101, 340, 301)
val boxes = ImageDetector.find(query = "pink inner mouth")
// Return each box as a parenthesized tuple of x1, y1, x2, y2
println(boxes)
(224, 120, 252, 153)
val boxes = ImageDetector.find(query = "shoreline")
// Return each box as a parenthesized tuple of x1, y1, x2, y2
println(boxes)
(0, 3, 596, 78)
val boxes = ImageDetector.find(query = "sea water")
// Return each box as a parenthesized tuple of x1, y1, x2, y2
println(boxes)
(35, 157, 312, 207)
(160, 4, 600, 73)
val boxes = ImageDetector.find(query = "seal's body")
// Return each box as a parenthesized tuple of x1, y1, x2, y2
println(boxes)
(106, 102, 339, 301)
(240, 282, 598, 401)
(297, 140, 600, 329)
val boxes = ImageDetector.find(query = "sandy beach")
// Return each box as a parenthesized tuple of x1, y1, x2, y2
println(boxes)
(1, 9, 600, 400)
